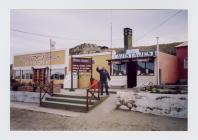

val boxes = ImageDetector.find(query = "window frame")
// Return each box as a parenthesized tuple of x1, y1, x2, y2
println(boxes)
(50, 69, 65, 80)
(21, 70, 33, 79)
(184, 57, 188, 69)
(137, 60, 155, 76)
(112, 63, 127, 76)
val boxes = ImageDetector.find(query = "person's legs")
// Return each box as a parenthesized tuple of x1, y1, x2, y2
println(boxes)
(100, 81, 104, 95)
(105, 81, 109, 95)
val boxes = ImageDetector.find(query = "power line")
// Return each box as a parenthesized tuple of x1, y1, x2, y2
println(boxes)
(11, 28, 122, 42)
(11, 28, 76, 40)
(134, 10, 183, 43)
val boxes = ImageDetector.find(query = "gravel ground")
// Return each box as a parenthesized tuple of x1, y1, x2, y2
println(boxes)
(10, 95, 187, 131)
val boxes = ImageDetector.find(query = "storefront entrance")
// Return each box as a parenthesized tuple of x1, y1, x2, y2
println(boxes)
(127, 61, 137, 88)
(32, 67, 49, 85)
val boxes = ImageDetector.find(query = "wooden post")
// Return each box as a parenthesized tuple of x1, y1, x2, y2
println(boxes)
(98, 81, 100, 100)
(91, 57, 93, 79)
(86, 89, 89, 112)
(39, 86, 42, 106)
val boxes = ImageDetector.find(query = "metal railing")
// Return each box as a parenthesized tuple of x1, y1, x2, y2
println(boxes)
(39, 81, 54, 106)
(86, 80, 100, 111)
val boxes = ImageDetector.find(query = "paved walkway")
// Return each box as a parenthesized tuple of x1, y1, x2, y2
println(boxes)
(11, 102, 84, 117)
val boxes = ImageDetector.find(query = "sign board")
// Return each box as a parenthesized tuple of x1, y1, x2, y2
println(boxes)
(72, 58, 92, 72)
(112, 51, 156, 60)
(14, 50, 65, 67)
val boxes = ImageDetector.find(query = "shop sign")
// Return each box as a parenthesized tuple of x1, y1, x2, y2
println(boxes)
(112, 51, 155, 59)
(72, 58, 92, 72)
(126, 49, 139, 54)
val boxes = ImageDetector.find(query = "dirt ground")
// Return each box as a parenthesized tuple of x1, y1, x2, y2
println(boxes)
(10, 95, 187, 131)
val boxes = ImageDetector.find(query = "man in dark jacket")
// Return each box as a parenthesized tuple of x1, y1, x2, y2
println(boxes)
(96, 66, 111, 95)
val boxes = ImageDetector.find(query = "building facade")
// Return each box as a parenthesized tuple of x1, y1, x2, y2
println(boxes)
(108, 49, 179, 88)
(12, 47, 181, 91)
(13, 49, 69, 86)
(175, 41, 188, 82)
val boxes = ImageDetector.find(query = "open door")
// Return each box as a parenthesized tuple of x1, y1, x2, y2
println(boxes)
(127, 61, 137, 88)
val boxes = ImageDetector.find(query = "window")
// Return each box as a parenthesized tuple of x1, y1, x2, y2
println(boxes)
(112, 63, 127, 76)
(14, 70, 21, 79)
(50, 69, 65, 80)
(184, 58, 188, 69)
(137, 61, 154, 76)
(22, 70, 32, 79)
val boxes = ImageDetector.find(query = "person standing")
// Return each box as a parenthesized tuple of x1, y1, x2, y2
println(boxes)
(96, 66, 111, 95)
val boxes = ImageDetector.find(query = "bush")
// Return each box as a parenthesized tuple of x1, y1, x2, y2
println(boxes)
(32, 83, 37, 92)
(11, 80, 21, 91)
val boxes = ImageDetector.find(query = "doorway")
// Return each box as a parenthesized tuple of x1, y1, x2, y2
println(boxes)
(32, 67, 49, 85)
(127, 61, 137, 88)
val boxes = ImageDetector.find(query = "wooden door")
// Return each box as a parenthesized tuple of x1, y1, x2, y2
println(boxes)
(32, 68, 49, 85)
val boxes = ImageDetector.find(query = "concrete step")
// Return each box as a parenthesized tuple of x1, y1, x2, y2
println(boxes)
(52, 94, 88, 99)
(45, 96, 96, 105)
(41, 93, 109, 112)
(41, 100, 92, 112)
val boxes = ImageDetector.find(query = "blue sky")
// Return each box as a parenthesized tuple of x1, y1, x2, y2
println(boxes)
(11, 9, 187, 57)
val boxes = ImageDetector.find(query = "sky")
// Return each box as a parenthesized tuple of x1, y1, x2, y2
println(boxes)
(10, 9, 188, 59)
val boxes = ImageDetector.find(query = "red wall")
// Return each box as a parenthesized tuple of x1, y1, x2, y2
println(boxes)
(176, 47, 188, 80)
(159, 52, 179, 84)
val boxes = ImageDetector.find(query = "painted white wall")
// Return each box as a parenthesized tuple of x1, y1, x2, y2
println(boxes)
(109, 75, 127, 87)
(137, 75, 157, 86)
(64, 48, 69, 72)
(63, 72, 78, 89)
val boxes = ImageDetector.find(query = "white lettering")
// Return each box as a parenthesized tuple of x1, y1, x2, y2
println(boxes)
(112, 51, 155, 60)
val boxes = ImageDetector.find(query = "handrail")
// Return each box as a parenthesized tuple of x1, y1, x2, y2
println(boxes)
(39, 81, 54, 106)
(86, 80, 100, 111)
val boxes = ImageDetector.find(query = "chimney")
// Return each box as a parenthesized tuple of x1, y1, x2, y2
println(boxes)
(124, 28, 133, 52)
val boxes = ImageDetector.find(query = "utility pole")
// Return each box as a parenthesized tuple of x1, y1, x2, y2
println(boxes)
(50, 39, 56, 93)
(50, 39, 52, 82)
(110, 9, 113, 75)
(110, 9, 112, 49)
(156, 37, 160, 85)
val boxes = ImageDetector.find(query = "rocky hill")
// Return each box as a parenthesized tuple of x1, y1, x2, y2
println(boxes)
(70, 42, 184, 55)
(69, 43, 110, 55)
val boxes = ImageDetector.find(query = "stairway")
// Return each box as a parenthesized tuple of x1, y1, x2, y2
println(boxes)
(40, 93, 108, 112)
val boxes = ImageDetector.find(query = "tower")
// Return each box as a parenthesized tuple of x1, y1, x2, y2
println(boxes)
(124, 28, 133, 52)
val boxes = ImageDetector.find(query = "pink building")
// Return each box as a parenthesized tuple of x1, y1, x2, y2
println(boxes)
(159, 52, 179, 84)
(175, 41, 188, 81)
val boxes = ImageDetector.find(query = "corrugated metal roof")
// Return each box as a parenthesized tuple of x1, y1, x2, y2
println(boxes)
(175, 41, 188, 48)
